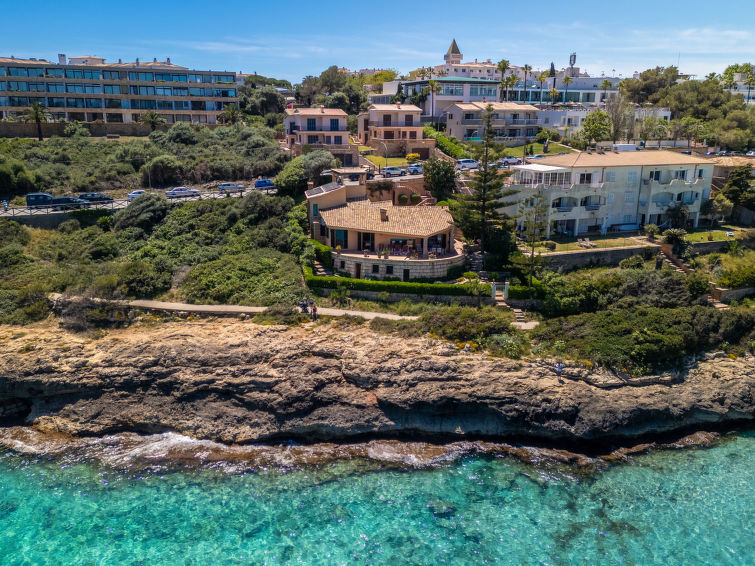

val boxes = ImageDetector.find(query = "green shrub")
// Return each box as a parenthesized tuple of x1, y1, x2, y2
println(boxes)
(310, 239, 333, 269)
(253, 304, 307, 326)
(619, 255, 645, 269)
(423, 127, 470, 159)
(0, 219, 30, 246)
(398, 194, 409, 205)
(58, 219, 81, 234)
(446, 265, 466, 280)
(410, 193, 421, 205)
(463, 271, 479, 280)
(486, 332, 529, 358)
(117, 259, 172, 298)
(305, 271, 490, 297)
(113, 193, 169, 233)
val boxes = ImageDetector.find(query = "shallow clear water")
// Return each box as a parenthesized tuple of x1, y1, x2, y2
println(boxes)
(1, 432, 753, 565)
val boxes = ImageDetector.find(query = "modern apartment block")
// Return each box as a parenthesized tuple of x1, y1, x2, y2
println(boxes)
(445, 102, 540, 144)
(379, 77, 500, 118)
(283, 106, 359, 165)
(502, 150, 713, 237)
(357, 103, 435, 158)
(0, 54, 238, 124)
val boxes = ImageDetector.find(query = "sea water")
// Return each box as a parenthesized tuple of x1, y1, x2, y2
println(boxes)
(0, 431, 753, 565)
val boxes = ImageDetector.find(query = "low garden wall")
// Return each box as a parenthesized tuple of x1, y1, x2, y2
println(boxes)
(333, 252, 466, 281)
(315, 287, 495, 306)
(542, 245, 659, 271)
(712, 286, 755, 302)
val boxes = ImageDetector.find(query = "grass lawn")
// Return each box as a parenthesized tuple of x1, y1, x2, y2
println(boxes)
(365, 155, 409, 168)
(684, 225, 747, 243)
(527, 233, 643, 253)
(506, 142, 575, 157)
(358, 145, 373, 153)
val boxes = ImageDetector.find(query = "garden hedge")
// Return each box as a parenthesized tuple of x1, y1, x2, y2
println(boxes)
(309, 239, 333, 270)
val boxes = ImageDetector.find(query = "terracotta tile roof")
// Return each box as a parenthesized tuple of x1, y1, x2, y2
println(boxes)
(285, 107, 348, 117)
(319, 202, 454, 238)
(369, 103, 422, 112)
(452, 102, 538, 112)
(0, 57, 50, 64)
(536, 150, 712, 168)
(708, 156, 755, 168)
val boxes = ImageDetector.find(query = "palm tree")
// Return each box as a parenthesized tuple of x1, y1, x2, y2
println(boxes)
(548, 87, 560, 104)
(425, 80, 440, 127)
(18, 101, 52, 141)
(217, 103, 242, 125)
(537, 71, 549, 104)
(562, 76, 573, 104)
(744, 66, 755, 103)
(600, 79, 613, 104)
(140, 110, 167, 131)
(504, 75, 517, 102)
(497, 59, 510, 102)
(521, 64, 532, 103)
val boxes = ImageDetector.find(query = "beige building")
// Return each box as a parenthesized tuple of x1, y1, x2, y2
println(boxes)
(503, 150, 714, 236)
(357, 103, 435, 158)
(284, 106, 359, 165)
(306, 170, 464, 280)
(446, 102, 540, 145)
(0, 54, 237, 124)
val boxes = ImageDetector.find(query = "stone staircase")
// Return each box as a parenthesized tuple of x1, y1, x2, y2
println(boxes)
(313, 260, 332, 277)
(659, 248, 692, 274)
(707, 296, 730, 310)
(466, 251, 483, 272)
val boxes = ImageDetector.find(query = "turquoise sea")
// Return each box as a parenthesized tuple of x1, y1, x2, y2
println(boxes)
(0, 430, 753, 565)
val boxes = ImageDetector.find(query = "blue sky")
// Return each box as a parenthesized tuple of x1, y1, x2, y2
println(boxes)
(1, 0, 752, 82)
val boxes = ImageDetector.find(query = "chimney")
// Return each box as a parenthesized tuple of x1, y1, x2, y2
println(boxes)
(380, 208, 388, 222)
(320, 105, 325, 113)
(118, 58, 122, 64)
(57, 53, 66, 65)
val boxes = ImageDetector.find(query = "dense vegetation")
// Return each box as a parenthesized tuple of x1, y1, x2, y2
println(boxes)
(0, 123, 287, 201)
(0, 192, 306, 323)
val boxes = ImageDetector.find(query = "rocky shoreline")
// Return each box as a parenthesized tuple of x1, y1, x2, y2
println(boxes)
(0, 318, 753, 450)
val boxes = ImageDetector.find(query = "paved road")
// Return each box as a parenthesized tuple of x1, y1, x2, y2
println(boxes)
(0, 187, 271, 218)
(126, 299, 417, 321)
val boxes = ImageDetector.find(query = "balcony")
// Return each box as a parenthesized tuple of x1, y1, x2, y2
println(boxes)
(461, 118, 540, 126)
(368, 121, 420, 128)
(290, 127, 348, 132)
(507, 119, 540, 126)
(554, 206, 574, 212)
(584, 204, 601, 211)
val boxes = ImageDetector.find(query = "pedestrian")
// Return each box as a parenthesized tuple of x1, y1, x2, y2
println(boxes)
(2, 200, 7, 212)
(311, 304, 318, 321)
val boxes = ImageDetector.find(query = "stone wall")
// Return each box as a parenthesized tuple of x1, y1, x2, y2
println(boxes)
(317, 287, 494, 306)
(542, 245, 659, 271)
(334, 252, 466, 280)
(712, 286, 755, 302)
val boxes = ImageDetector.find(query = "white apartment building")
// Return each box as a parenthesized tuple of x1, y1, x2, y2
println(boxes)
(538, 106, 672, 137)
(446, 102, 540, 145)
(284, 106, 358, 165)
(380, 77, 500, 118)
(502, 150, 713, 236)
(724, 72, 754, 104)
(357, 103, 435, 158)
(509, 75, 620, 106)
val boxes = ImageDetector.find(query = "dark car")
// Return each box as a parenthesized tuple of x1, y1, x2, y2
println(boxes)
(26, 192, 54, 208)
(79, 192, 114, 203)
(50, 196, 90, 210)
(254, 179, 275, 191)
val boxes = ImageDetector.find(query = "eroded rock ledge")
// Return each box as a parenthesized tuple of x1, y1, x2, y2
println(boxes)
(0, 319, 752, 446)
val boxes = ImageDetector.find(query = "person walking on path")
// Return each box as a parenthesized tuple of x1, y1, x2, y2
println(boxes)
(311, 304, 318, 321)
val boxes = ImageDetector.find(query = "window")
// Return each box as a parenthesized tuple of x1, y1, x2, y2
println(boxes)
(607, 193, 615, 204)
(469, 85, 497, 97)
(648, 170, 661, 181)
(191, 100, 204, 111)
(213, 88, 235, 97)
(0, 67, 5, 76)
(46, 68, 63, 78)
(605, 171, 616, 183)
(8, 67, 28, 77)
(372, 264, 379, 274)
(128, 72, 154, 82)
(385, 265, 393, 275)
(154, 73, 171, 81)
(66, 83, 84, 93)
(174, 100, 190, 110)
(306, 118, 317, 130)
(83, 70, 100, 80)
(103, 84, 121, 94)
(339, 260, 345, 269)
(172, 87, 188, 96)
(27, 68, 44, 77)
(307, 135, 318, 144)
(334, 136, 342, 145)
(623, 215, 633, 223)
(439, 84, 463, 96)
(319, 222, 327, 237)
(171, 74, 187, 82)
(624, 191, 634, 203)
(65, 69, 83, 78)
(8, 96, 28, 106)
(463, 113, 475, 120)
(102, 71, 120, 80)
(698, 169, 705, 178)
(85, 98, 102, 108)
(213, 74, 234, 83)
(66, 97, 85, 108)
(156, 87, 172, 96)
(28, 82, 45, 92)
(674, 170, 687, 180)
(579, 173, 592, 184)
(330, 118, 339, 131)
(105, 99, 122, 109)
(130, 86, 155, 95)
(312, 204, 318, 216)
(130, 99, 156, 109)
(106, 113, 124, 122)
(627, 171, 639, 184)
(47, 97, 65, 107)
(83, 84, 102, 94)
(189, 87, 207, 96)
(156, 100, 173, 110)
(8, 81, 28, 91)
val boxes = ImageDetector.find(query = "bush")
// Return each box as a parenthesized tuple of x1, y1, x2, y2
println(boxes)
(406, 153, 420, 163)
(463, 271, 479, 280)
(398, 194, 409, 205)
(58, 219, 81, 234)
(486, 332, 529, 358)
(310, 239, 333, 270)
(410, 193, 421, 205)
(423, 127, 470, 159)
(116, 259, 172, 298)
(305, 269, 491, 297)
(113, 193, 169, 233)
(0, 219, 30, 246)
(253, 304, 307, 326)
(542, 240, 557, 251)
(619, 255, 645, 269)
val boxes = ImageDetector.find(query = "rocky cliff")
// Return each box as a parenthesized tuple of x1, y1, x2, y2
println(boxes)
(0, 319, 753, 446)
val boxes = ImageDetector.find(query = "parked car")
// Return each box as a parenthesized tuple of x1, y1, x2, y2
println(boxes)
(382, 166, 407, 177)
(166, 187, 201, 199)
(26, 192, 54, 208)
(455, 159, 479, 170)
(407, 164, 423, 175)
(500, 156, 522, 165)
(254, 179, 275, 191)
(528, 154, 546, 159)
(79, 192, 114, 203)
(127, 190, 147, 200)
(218, 182, 244, 194)
(50, 196, 90, 210)
(746, 150, 755, 156)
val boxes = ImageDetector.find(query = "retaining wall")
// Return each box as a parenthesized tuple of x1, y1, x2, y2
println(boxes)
(712, 286, 755, 302)
(334, 252, 466, 280)
(542, 244, 659, 271)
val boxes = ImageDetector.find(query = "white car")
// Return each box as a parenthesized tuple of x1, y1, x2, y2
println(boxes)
(456, 159, 480, 171)
(166, 187, 201, 198)
(746, 150, 755, 156)
(127, 190, 147, 200)
(500, 156, 522, 165)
